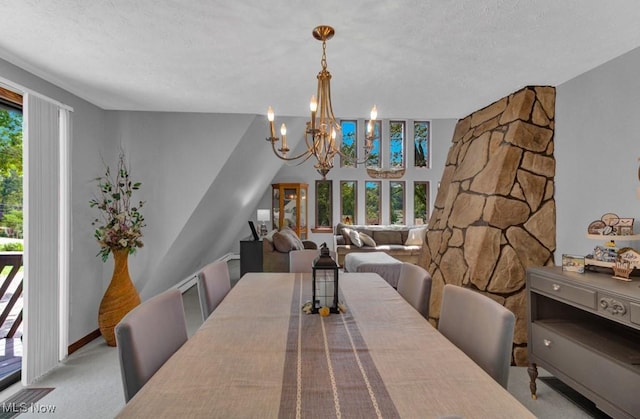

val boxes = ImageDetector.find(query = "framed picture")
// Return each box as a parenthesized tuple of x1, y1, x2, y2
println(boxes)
(248, 221, 259, 241)
(615, 218, 634, 236)
(562, 254, 585, 273)
(587, 220, 605, 235)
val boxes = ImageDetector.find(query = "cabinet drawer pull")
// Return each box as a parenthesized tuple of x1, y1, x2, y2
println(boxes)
(543, 339, 552, 347)
(552, 284, 561, 291)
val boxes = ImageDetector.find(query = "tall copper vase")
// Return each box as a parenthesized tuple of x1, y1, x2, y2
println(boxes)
(98, 249, 141, 346)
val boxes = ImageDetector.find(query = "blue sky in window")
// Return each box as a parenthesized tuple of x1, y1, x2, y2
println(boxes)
(338, 120, 432, 167)
(341, 121, 356, 147)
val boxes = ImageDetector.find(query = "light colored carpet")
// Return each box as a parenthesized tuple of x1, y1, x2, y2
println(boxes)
(0, 260, 605, 418)
(506, 368, 603, 418)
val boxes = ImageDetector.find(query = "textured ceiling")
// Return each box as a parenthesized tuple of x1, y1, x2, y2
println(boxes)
(1, 1, 640, 119)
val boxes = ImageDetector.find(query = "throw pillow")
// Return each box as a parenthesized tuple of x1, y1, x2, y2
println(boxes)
(373, 230, 403, 245)
(272, 231, 296, 252)
(341, 226, 352, 245)
(348, 229, 363, 247)
(405, 227, 427, 245)
(280, 227, 304, 250)
(265, 229, 278, 242)
(359, 232, 376, 247)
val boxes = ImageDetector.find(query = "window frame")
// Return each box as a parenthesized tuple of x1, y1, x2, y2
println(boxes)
(365, 120, 382, 168)
(340, 180, 357, 225)
(389, 120, 406, 169)
(364, 180, 381, 225)
(313, 179, 333, 231)
(0, 86, 23, 110)
(389, 181, 405, 225)
(413, 181, 430, 225)
(339, 120, 357, 168)
(413, 121, 431, 168)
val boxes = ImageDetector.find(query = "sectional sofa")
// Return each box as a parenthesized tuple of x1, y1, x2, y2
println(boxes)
(332, 222, 427, 266)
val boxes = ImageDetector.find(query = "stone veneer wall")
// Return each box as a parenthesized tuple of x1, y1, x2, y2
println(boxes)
(420, 86, 556, 366)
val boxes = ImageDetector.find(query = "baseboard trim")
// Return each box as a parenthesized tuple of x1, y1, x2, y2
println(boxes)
(68, 329, 101, 355)
(68, 255, 240, 354)
(174, 253, 239, 292)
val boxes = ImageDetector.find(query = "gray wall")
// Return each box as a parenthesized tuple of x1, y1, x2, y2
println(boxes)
(555, 46, 640, 261)
(103, 111, 310, 298)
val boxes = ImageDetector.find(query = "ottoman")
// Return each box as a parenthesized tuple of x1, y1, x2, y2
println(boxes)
(344, 252, 403, 288)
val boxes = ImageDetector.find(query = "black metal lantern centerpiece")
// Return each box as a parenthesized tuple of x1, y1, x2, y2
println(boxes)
(312, 243, 339, 314)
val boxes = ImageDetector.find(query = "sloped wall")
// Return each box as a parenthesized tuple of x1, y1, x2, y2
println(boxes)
(104, 111, 308, 299)
(420, 86, 556, 365)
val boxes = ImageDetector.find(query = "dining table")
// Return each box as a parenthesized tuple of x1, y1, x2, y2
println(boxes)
(116, 272, 534, 418)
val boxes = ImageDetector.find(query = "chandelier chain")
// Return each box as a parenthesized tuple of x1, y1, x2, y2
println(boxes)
(321, 40, 328, 70)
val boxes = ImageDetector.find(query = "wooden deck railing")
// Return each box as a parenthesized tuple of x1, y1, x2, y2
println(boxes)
(0, 252, 23, 338)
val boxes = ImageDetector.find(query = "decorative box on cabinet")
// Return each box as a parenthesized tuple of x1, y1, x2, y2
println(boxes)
(272, 183, 308, 240)
(240, 238, 263, 277)
(527, 266, 640, 418)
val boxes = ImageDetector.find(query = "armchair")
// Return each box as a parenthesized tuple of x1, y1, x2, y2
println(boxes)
(262, 227, 317, 272)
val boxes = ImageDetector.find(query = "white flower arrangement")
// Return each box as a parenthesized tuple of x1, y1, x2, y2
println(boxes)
(89, 151, 145, 262)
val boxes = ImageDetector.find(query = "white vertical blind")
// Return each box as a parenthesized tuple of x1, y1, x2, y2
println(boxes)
(22, 93, 64, 384)
(58, 109, 72, 360)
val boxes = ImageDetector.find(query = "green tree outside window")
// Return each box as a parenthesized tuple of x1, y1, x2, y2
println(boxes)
(390, 181, 404, 225)
(315, 180, 332, 227)
(414, 121, 430, 168)
(413, 181, 430, 225)
(0, 109, 23, 237)
(390, 121, 405, 168)
(340, 180, 357, 224)
(365, 121, 381, 168)
(340, 120, 356, 167)
(365, 181, 380, 224)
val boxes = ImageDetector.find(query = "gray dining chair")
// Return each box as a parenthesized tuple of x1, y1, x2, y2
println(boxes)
(196, 260, 232, 321)
(438, 284, 515, 388)
(397, 263, 432, 318)
(289, 249, 337, 273)
(115, 288, 188, 402)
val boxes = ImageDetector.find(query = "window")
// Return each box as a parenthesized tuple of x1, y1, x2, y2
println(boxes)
(389, 121, 405, 168)
(365, 181, 381, 225)
(315, 180, 332, 229)
(340, 120, 357, 167)
(389, 181, 405, 225)
(413, 181, 430, 225)
(340, 180, 357, 225)
(365, 120, 381, 168)
(414, 121, 430, 168)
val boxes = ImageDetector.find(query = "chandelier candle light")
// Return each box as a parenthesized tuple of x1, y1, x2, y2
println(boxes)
(266, 25, 378, 178)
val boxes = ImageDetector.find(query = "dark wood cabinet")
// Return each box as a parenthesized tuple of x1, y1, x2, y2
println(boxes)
(272, 183, 308, 239)
(240, 239, 263, 277)
(527, 267, 640, 418)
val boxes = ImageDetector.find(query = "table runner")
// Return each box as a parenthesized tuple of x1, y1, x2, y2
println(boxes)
(279, 275, 399, 418)
(117, 272, 534, 418)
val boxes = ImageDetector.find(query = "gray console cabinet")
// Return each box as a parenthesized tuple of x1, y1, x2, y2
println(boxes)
(527, 266, 640, 418)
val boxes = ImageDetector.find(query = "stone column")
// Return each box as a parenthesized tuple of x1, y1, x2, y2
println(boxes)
(420, 86, 556, 366)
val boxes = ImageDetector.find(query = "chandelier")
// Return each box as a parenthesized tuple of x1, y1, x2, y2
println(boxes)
(266, 25, 377, 179)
